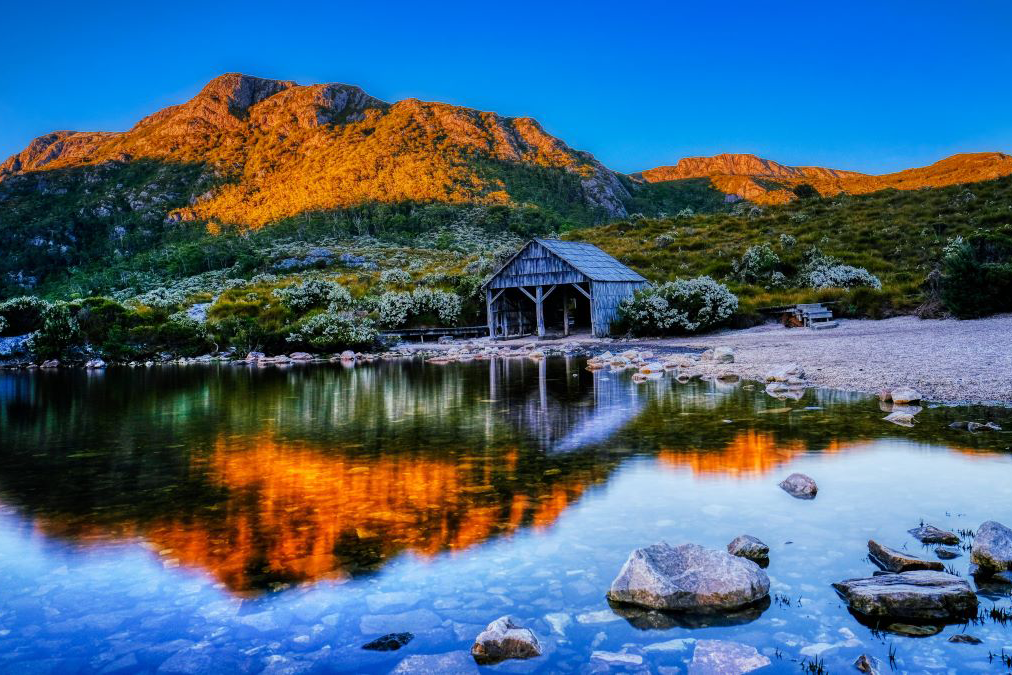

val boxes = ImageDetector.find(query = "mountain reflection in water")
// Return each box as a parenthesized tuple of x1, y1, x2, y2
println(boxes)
(0, 357, 1007, 593)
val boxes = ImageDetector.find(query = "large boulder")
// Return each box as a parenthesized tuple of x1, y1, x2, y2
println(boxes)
(607, 543, 769, 612)
(778, 473, 818, 499)
(832, 571, 978, 621)
(727, 535, 769, 567)
(971, 520, 1012, 574)
(868, 540, 943, 572)
(712, 347, 735, 363)
(908, 524, 959, 545)
(84, 358, 106, 369)
(765, 364, 804, 382)
(688, 640, 770, 675)
(470, 616, 541, 665)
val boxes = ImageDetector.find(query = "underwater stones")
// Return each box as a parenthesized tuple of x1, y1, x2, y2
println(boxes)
(832, 571, 977, 621)
(868, 540, 944, 572)
(968, 421, 1003, 432)
(883, 411, 917, 427)
(971, 520, 1012, 574)
(359, 609, 441, 635)
(607, 542, 769, 612)
(392, 651, 478, 674)
(935, 546, 961, 560)
(855, 653, 883, 674)
(778, 473, 818, 499)
(908, 524, 959, 545)
(884, 623, 942, 637)
(727, 535, 769, 567)
(948, 633, 983, 644)
(470, 616, 541, 665)
(688, 639, 770, 675)
(362, 632, 413, 651)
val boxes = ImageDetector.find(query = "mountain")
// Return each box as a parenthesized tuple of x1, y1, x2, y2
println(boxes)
(634, 152, 1012, 204)
(1, 73, 631, 228)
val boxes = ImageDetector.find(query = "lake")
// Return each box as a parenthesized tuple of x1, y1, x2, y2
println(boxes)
(1, 357, 1011, 673)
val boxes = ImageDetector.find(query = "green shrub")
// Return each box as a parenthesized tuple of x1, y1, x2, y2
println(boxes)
(271, 279, 352, 312)
(0, 296, 51, 335)
(25, 302, 80, 359)
(617, 276, 738, 335)
(286, 311, 378, 351)
(733, 244, 781, 285)
(940, 229, 1012, 318)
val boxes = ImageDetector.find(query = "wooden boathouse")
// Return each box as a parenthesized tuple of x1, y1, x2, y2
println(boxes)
(483, 239, 648, 339)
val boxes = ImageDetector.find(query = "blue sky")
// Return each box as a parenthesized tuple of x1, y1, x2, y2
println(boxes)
(1, 1, 1010, 174)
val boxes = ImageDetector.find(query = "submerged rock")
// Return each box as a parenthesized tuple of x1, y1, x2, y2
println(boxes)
(885, 623, 942, 637)
(392, 652, 478, 674)
(727, 535, 769, 566)
(688, 639, 770, 675)
(607, 542, 769, 612)
(609, 595, 770, 630)
(362, 632, 413, 651)
(971, 520, 1012, 574)
(855, 653, 882, 674)
(968, 421, 1003, 432)
(935, 546, 961, 560)
(883, 411, 917, 427)
(868, 540, 943, 572)
(832, 570, 977, 621)
(778, 473, 818, 499)
(470, 616, 541, 665)
(908, 524, 959, 545)
(948, 633, 983, 644)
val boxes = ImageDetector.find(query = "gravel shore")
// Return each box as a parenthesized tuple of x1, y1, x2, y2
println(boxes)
(636, 314, 1012, 406)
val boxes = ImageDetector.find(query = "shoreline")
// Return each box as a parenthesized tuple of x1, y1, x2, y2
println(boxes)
(3, 314, 1011, 407)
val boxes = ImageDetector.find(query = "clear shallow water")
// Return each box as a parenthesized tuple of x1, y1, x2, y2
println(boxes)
(1, 358, 1011, 673)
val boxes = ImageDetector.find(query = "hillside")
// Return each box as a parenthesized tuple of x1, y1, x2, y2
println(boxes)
(635, 152, 1012, 205)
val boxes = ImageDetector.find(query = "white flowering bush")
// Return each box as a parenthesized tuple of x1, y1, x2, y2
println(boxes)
(779, 233, 797, 248)
(0, 296, 51, 334)
(379, 269, 412, 285)
(375, 288, 462, 327)
(619, 276, 738, 335)
(733, 243, 781, 284)
(272, 280, 353, 312)
(286, 311, 378, 350)
(654, 232, 675, 248)
(124, 270, 246, 308)
(799, 249, 881, 290)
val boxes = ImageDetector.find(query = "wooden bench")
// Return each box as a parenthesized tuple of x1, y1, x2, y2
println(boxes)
(794, 303, 838, 329)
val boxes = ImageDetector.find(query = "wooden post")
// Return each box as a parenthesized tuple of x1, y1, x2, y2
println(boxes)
(485, 287, 495, 339)
(562, 286, 569, 337)
(535, 286, 545, 338)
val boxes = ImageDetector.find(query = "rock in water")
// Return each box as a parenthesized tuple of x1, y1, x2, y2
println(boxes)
(832, 571, 977, 621)
(948, 633, 982, 644)
(688, 639, 770, 675)
(393, 652, 478, 674)
(935, 546, 961, 560)
(470, 616, 541, 664)
(971, 520, 1012, 574)
(778, 473, 818, 499)
(883, 411, 916, 427)
(607, 542, 769, 612)
(362, 632, 413, 651)
(868, 540, 944, 572)
(727, 535, 770, 566)
(890, 386, 922, 403)
(84, 358, 107, 369)
(854, 653, 882, 674)
(908, 524, 959, 545)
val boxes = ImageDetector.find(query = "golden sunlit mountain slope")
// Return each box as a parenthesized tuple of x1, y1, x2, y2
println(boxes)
(635, 152, 1012, 204)
(0, 73, 631, 227)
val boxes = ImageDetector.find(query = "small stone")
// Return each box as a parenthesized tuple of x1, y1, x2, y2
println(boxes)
(908, 524, 959, 545)
(713, 346, 734, 363)
(947, 633, 982, 644)
(688, 639, 770, 675)
(883, 411, 916, 427)
(727, 535, 769, 566)
(362, 632, 413, 651)
(868, 540, 943, 572)
(935, 546, 961, 560)
(971, 520, 1012, 573)
(854, 653, 882, 674)
(778, 473, 818, 499)
(890, 386, 922, 404)
(470, 617, 541, 665)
